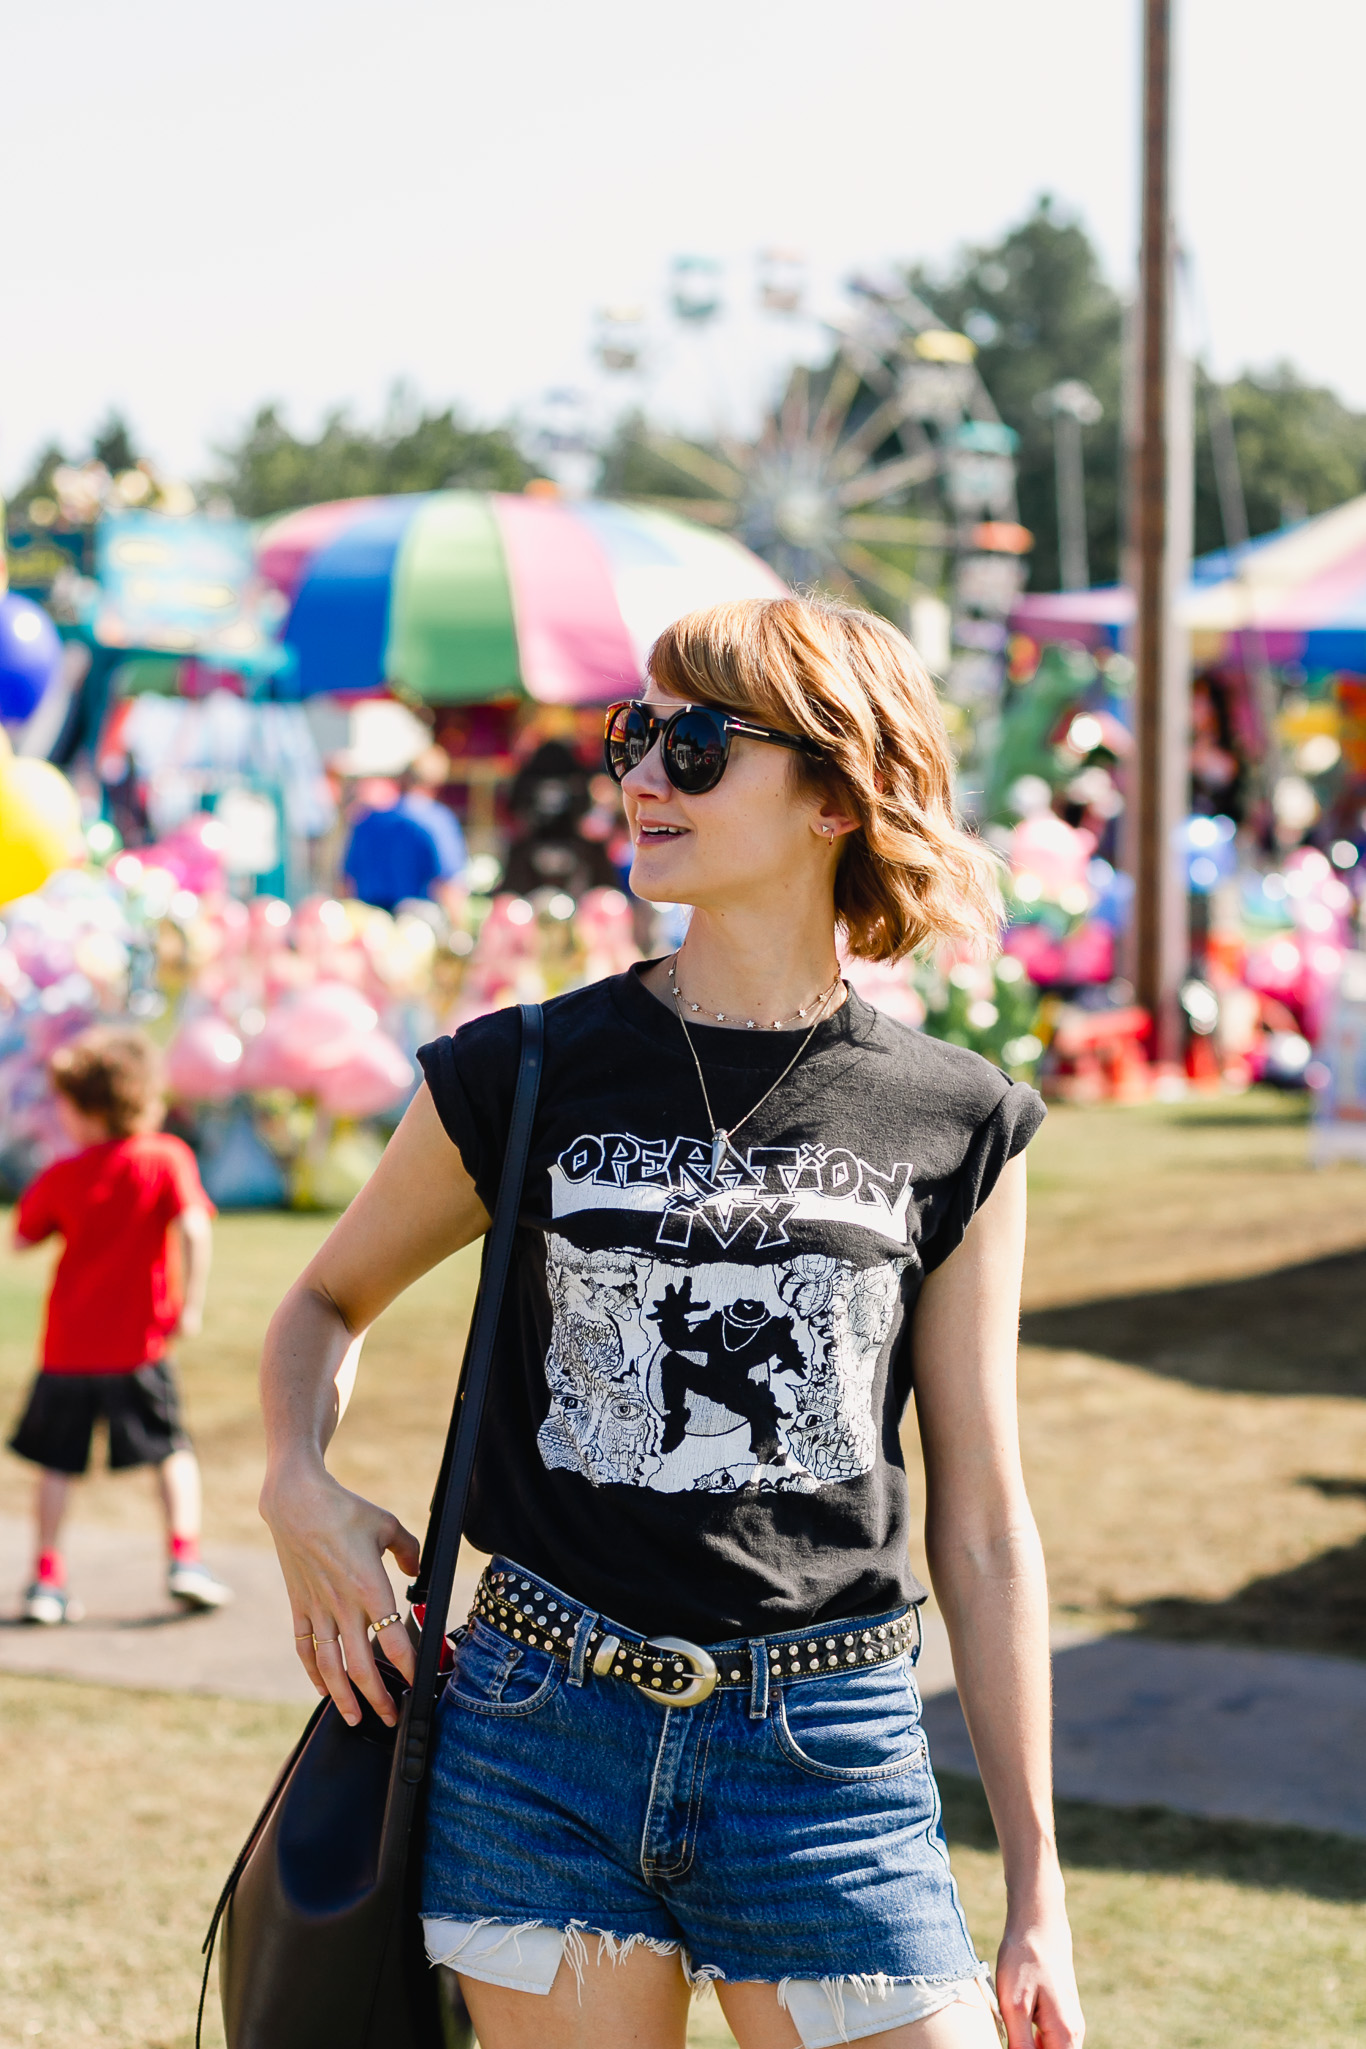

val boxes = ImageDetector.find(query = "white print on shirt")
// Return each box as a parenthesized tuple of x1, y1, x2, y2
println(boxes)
(536, 1233, 911, 1495)
(550, 1131, 917, 1251)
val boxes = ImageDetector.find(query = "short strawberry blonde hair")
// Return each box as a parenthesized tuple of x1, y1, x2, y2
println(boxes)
(647, 596, 1003, 962)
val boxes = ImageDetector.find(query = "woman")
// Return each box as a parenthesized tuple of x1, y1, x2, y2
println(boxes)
(260, 597, 1084, 2049)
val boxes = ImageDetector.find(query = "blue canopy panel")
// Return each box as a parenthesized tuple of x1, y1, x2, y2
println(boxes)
(284, 496, 428, 697)
(1303, 627, 1366, 672)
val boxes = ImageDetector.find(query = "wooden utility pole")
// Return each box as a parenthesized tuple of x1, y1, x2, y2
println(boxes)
(1130, 0, 1186, 1064)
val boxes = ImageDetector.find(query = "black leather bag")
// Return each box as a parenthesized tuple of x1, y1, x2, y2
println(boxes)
(198, 1003, 544, 2049)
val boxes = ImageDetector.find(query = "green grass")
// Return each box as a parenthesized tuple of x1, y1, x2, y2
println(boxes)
(1, 1672, 1363, 2049)
(0, 1674, 300, 2049)
(2, 1091, 1364, 2043)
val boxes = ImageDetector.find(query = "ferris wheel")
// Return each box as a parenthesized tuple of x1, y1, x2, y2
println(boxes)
(574, 259, 1029, 784)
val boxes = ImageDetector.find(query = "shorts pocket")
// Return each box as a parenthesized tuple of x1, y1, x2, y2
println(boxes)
(773, 1656, 926, 1781)
(445, 1619, 566, 1719)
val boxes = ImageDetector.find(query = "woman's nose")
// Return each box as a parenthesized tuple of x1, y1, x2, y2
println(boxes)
(621, 740, 670, 800)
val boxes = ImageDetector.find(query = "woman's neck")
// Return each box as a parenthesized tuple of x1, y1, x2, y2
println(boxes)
(643, 905, 843, 1031)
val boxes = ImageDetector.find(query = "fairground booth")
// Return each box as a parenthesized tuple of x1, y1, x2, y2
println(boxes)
(0, 491, 782, 1208)
(1003, 495, 1366, 1129)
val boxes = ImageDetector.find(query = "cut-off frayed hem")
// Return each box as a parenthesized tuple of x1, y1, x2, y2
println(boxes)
(422, 1917, 997, 2044)
(779, 1964, 1001, 2047)
(424, 1916, 702, 1997)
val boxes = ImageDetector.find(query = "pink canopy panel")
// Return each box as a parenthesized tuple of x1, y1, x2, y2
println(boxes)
(1010, 493, 1366, 671)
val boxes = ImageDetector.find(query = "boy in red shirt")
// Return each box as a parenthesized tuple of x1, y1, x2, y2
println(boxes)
(8, 1025, 231, 1624)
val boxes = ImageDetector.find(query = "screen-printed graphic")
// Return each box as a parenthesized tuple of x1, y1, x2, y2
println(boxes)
(550, 1129, 917, 1251)
(537, 1233, 910, 1494)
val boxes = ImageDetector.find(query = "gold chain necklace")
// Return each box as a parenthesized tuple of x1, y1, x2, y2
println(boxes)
(668, 953, 842, 1179)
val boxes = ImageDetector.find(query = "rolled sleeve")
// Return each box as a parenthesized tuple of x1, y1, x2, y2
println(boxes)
(920, 1080, 1046, 1273)
(417, 1006, 523, 1216)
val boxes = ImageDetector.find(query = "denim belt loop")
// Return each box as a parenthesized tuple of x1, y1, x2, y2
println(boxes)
(568, 1607, 600, 1687)
(910, 1605, 923, 1663)
(747, 1639, 770, 1720)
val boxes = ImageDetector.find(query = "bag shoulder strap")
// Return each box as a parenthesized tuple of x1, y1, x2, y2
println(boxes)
(399, 1000, 543, 1785)
(194, 1007, 543, 2044)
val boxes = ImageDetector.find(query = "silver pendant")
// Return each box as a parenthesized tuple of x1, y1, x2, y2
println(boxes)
(710, 1128, 728, 1178)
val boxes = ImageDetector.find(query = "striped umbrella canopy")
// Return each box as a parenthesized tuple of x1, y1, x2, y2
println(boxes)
(1010, 493, 1366, 672)
(255, 491, 785, 704)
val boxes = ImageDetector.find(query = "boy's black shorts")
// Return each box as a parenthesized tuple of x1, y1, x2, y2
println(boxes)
(7, 1363, 192, 1475)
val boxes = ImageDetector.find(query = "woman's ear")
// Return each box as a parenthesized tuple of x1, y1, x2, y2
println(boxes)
(813, 801, 859, 842)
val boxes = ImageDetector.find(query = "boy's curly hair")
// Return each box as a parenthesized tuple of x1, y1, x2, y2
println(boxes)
(48, 1026, 164, 1138)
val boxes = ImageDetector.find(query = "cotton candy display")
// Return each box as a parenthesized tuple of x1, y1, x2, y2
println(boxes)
(1009, 811, 1095, 899)
(1233, 847, 1355, 1048)
(0, 867, 147, 1193)
(842, 958, 927, 1030)
(313, 1032, 417, 1118)
(165, 1015, 245, 1101)
(0, 830, 662, 1208)
(229, 981, 413, 1114)
(575, 888, 640, 983)
(0, 857, 427, 1203)
(449, 887, 639, 1026)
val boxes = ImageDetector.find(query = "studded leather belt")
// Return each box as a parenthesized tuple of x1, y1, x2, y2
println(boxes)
(468, 1563, 921, 1709)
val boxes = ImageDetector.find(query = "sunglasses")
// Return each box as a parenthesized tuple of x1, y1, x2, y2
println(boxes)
(603, 699, 819, 795)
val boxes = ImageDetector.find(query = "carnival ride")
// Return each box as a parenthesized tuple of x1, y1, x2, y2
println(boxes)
(586, 260, 1028, 787)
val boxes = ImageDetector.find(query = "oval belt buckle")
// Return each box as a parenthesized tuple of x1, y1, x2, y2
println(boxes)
(642, 1635, 718, 1708)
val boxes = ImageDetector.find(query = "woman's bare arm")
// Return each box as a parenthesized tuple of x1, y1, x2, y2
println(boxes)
(911, 1151, 1084, 2049)
(258, 1084, 489, 1727)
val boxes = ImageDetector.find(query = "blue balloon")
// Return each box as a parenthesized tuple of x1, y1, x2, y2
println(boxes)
(0, 593, 62, 723)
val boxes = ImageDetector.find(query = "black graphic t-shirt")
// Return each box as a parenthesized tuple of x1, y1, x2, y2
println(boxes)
(417, 965, 1044, 1643)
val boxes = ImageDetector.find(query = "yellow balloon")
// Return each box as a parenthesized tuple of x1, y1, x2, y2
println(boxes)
(0, 745, 82, 905)
(8, 759, 83, 849)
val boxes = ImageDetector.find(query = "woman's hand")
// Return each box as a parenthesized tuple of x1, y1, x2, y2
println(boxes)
(996, 1882, 1085, 2049)
(261, 1458, 421, 1728)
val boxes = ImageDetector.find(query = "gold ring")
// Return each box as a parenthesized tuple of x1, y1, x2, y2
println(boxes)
(313, 1634, 340, 1646)
(367, 1611, 403, 1641)
(294, 1630, 316, 1641)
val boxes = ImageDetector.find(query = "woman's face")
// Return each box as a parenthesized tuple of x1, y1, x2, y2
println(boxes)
(620, 684, 839, 913)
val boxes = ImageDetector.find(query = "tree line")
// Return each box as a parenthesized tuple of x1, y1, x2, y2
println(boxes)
(9, 200, 1366, 595)
(909, 196, 1366, 587)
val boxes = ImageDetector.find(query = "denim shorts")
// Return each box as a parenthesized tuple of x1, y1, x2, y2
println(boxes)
(420, 1556, 985, 2024)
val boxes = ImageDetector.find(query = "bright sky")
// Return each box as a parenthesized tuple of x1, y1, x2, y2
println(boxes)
(4, 0, 1362, 490)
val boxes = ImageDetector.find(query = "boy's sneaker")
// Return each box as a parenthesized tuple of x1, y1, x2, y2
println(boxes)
(23, 1580, 69, 1627)
(168, 1561, 234, 1611)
